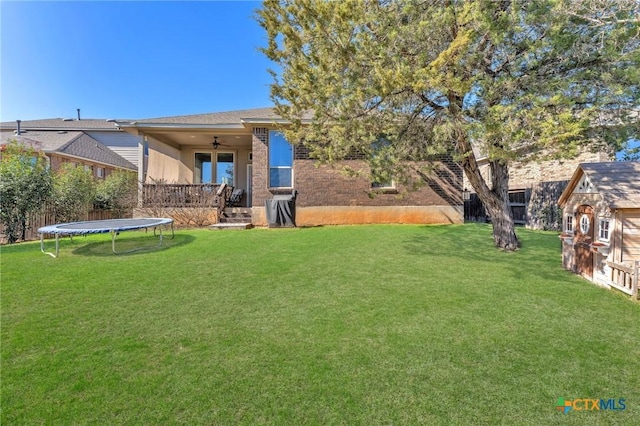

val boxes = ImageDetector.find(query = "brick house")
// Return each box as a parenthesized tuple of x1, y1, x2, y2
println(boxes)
(463, 149, 612, 229)
(0, 115, 141, 170)
(0, 130, 136, 178)
(116, 107, 463, 227)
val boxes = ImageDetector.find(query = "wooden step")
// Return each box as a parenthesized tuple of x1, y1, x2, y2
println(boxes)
(209, 223, 253, 230)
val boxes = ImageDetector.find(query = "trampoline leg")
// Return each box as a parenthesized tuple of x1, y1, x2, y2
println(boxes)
(153, 222, 175, 240)
(112, 223, 173, 255)
(40, 233, 60, 258)
(111, 230, 118, 254)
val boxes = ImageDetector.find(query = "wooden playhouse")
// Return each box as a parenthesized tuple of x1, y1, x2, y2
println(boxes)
(558, 161, 640, 298)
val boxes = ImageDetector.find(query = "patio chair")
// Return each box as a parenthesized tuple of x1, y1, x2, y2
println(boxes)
(227, 188, 244, 207)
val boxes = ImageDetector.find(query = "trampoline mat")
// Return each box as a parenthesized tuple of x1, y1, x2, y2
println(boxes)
(39, 218, 173, 235)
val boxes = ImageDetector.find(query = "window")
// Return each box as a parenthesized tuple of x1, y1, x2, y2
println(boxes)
(269, 131, 293, 187)
(370, 137, 395, 190)
(509, 190, 526, 224)
(216, 152, 234, 186)
(194, 153, 212, 184)
(599, 218, 610, 241)
(580, 214, 590, 234)
(371, 179, 395, 189)
(566, 215, 574, 233)
(96, 167, 105, 179)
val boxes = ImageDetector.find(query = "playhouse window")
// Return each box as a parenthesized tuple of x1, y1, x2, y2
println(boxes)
(580, 214, 590, 234)
(599, 218, 610, 241)
(565, 215, 573, 233)
(269, 131, 293, 188)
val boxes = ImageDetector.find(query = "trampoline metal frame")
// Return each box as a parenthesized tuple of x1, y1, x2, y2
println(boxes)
(38, 218, 175, 258)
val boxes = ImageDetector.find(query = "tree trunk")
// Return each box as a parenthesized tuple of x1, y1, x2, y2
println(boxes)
(20, 215, 27, 243)
(482, 164, 519, 250)
(456, 134, 519, 251)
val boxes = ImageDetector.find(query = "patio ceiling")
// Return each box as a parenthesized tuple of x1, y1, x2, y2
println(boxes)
(144, 129, 253, 149)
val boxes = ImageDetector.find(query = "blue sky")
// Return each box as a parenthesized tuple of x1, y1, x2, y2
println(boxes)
(0, 1, 272, 122)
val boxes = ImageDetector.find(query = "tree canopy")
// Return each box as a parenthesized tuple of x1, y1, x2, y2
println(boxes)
(0, 141, 52, 243)
(258, 0, 639, 250)
(53, 163, 96, 223)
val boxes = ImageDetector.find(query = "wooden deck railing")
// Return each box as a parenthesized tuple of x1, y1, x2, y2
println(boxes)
(606, 260, 639, 298)
(141, 183, 234, 219)
(142, 184, 223, 208)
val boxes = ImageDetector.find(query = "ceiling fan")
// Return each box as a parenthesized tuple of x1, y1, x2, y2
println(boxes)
(211, 136, 226, 149)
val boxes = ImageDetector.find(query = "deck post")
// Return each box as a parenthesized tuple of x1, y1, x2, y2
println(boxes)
(633, 260, 639, 299)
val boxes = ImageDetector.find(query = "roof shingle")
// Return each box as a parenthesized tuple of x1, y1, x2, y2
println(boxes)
(0, 118, 124, 131)
(559, 161, 640, 208)
(1, 131, 136, 170)
(129, 107, 313, 125)
(580, 161, 640, 208)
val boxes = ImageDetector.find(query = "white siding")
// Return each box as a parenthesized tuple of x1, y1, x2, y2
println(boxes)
(87, 131, 139, 168)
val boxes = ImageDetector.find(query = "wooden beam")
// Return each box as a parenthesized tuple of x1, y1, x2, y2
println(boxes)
(632, 260, 639, 299)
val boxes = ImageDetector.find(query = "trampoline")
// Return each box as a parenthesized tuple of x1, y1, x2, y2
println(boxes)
(38, 218, 174, 258)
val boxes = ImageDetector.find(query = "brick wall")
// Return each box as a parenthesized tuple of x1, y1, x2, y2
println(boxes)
(251, 127, 271, 208)
(293, 160, 459, 208)
(463, 148, 612, 191)
(251, 126, 463, 225)
(462, 147, 612, 229)
(510, 150, 610, 189)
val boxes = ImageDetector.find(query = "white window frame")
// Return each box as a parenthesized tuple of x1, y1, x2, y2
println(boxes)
(598, 218, 610, 242)
(566, 215, 574, 233)
(268, 130, 293, 188)
(194, 151, 213, 184)
(215, 151, 236, 186)
(96, 167, 105, 179)
(371, 179, 396, 190)
(580, 214, 590, 234)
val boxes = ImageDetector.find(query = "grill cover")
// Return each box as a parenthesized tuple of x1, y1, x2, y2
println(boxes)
(265, 192, 297, 228)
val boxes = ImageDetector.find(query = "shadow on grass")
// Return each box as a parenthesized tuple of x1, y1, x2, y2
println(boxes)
(403, 223, 566, 281)
(70, 232, 195, 257)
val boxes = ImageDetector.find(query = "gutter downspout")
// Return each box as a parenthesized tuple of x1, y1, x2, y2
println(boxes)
(137, 132, 146, 208)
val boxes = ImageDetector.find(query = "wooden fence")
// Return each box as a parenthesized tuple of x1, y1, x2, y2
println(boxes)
(464, 180, 566, 230)
(0, 208, 129, 244)
(607, 260, 639, 299)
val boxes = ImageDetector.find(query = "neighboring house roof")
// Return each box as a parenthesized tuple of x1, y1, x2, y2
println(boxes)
(0, 118, 123, 131)
(124, 107, 314, 127)
(0, 131, 136, 171)
(558, 161, 640, 209)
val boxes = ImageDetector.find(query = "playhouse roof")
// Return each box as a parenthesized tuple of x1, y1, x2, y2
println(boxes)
(558, 161, 640, 209)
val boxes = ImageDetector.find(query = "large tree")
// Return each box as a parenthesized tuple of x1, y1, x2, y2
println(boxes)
(53, 163, 96, 223)
(0, 141, 52, 243)
(258, 0, 639, 250)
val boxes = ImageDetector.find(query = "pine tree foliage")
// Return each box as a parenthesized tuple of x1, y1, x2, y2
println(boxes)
(258, 0, 639, 250)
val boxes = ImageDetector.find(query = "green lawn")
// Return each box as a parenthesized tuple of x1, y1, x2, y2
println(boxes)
(2, 224, 638, 425)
